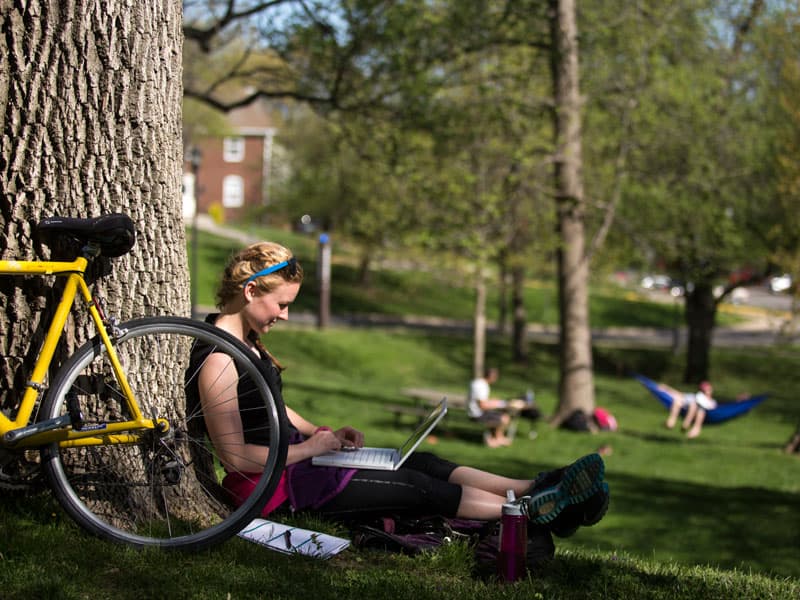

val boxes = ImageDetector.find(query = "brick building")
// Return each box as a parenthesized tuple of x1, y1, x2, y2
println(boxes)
(183, 100, 277, 223)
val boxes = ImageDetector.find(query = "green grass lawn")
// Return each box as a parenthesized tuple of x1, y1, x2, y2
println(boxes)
(187, 227, 746, 328)
(272, 326, 800, 575)
(1, 227, 796, 599)
(1, 328, 798, 599)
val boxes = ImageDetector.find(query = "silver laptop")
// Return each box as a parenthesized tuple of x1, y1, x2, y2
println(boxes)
(311, 398, 448, 470)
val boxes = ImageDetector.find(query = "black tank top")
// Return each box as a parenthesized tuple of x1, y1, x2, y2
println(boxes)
(184, 315, 284, 446)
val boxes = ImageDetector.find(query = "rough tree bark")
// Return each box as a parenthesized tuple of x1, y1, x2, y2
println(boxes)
(548, 0, 596, 425)
(511, 264, 528, 363)
(1, 0, 187, 404)
(0, 1, 200, 513)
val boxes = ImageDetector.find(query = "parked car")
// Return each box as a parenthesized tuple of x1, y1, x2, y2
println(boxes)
(640, 274, 671, 290)
(769, 274, 792, 294)
(641, 274, 684, 296)
(729, 287, 751, 304)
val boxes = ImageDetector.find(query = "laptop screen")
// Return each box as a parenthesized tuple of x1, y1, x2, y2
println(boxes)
(397, 399, 448, 460)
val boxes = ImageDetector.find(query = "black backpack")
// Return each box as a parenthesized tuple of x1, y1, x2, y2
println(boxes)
(349, 515, 554, 578)
(562, 409, 592, 432)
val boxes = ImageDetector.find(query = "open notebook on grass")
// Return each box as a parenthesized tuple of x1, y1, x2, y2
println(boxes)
(311, 398, 447, 470)
(239, 519, 350, 559)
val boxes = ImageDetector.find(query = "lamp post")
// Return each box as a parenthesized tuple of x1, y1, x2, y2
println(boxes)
(188, 146, 202, 320)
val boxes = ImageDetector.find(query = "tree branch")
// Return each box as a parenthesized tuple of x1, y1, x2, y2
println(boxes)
(183, 87, 333, 111)
(184, 0, 294, 51)
(732, 0, 765, 59)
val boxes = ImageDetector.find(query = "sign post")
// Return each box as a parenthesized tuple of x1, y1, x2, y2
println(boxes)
(318, 233, 331, 328)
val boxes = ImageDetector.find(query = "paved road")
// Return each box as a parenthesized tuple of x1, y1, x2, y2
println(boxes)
(275, 310, 794, 349)
(737, 286, 793, 312)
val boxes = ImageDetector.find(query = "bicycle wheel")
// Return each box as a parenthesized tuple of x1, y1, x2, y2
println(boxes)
(39, 316, 288, 550)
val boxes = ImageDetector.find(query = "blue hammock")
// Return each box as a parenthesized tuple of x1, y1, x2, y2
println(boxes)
(634, 374, 767, 424)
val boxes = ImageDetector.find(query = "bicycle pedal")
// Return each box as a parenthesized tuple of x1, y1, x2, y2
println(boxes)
(66, 390, 85, 430)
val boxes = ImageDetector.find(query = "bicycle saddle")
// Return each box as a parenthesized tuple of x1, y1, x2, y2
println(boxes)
(37, 213, 136, 258)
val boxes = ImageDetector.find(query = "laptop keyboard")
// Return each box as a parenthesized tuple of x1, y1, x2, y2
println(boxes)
(351, 448, 393, 467)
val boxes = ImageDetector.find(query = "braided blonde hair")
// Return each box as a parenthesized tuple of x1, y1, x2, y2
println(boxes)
(215, 242, 304, 309)
(215, 242, 304, 371)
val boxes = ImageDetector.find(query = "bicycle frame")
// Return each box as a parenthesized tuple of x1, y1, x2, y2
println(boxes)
(0, 256, 163, 449)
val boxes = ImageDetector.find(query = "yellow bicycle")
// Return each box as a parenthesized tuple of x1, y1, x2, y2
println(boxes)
(0, 214, 288, 549)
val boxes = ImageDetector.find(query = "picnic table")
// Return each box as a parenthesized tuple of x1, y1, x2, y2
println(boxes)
(381, 388, 463, 427)
(392, 387, 524, 442)
(401, 387, 466, 408)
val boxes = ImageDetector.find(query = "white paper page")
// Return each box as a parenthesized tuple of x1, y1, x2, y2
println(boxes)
(238, 518, 350, 559)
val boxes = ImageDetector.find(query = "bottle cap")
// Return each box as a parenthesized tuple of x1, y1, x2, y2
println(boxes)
(502, 489, 525, 516)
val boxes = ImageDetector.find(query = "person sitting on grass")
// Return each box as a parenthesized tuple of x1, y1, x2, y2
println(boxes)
(187, 242, 611, 549)
(660, 380, 717, 439)
(467, 367, 527, 448)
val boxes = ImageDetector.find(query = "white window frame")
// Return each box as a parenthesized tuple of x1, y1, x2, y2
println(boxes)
(222, 175, 245, 208)
(223, 136, 245, 162)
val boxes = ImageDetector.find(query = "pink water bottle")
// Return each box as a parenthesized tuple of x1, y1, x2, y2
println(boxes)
(497, 490, 527, 582)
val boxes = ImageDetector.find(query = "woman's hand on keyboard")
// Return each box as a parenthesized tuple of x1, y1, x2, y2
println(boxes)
(334, 426, 364, 449)
(308, 429, 344, 454)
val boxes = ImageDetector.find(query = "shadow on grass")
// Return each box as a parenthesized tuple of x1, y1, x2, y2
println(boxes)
(563, 469, 800, 579)
(286, 380, 401, 405)
(532, 552, 683, 597)
(285, 379, 491, 443)
(2, 466, 797, 597)
(620, 427, 784, 452)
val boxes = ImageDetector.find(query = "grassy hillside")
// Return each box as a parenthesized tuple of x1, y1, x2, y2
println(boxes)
(1, 328, 798, 599)
(188, 226, 747, 328)
(1, 225, 796, 599)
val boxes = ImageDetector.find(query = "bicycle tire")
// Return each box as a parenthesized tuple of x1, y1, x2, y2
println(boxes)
(39, 316, 288, 550)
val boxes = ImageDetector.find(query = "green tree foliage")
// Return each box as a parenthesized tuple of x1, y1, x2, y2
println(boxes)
(753, 8, 800, 331)
(585, 0, 776, 381)
(273, 106, 428, 280)
(181, 0, 798, 386)
(183, 0, 303, 109)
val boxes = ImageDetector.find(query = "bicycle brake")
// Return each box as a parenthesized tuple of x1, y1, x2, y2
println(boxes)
(92, 295, 127, 339)
(106, 316, 127, 339)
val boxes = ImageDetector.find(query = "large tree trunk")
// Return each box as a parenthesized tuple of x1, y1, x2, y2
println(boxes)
(683, 282, 717, 383)
(498, 257, 510, 336)
(1, 0, 190, 504)
(548, 0, 596, 425)
(472, 266, 488, 379)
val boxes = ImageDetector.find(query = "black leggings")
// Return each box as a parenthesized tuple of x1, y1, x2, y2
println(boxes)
(316, 452, 463, 519)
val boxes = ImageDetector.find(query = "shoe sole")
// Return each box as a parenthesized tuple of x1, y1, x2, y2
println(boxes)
(584, 482, 610, 526)
(524, 453, 605, 524)
(551, 482, 610, 538)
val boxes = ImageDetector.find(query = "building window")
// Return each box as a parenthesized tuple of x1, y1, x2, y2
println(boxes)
(223, 136, 245, 162)
(222, 175, 244, 208)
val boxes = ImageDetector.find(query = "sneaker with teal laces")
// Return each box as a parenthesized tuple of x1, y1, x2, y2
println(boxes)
(518, 453, 606, 525)
(549, 481, 610, 538)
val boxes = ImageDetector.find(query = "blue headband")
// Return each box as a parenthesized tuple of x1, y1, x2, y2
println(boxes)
(245, 257, 298, 284)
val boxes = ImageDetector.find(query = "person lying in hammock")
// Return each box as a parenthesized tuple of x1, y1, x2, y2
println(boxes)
(660, 380, 717, 439)
(637, 374, 764, 430)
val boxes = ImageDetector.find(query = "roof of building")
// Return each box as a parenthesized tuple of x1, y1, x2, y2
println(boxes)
(227, 98, 275, 134)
